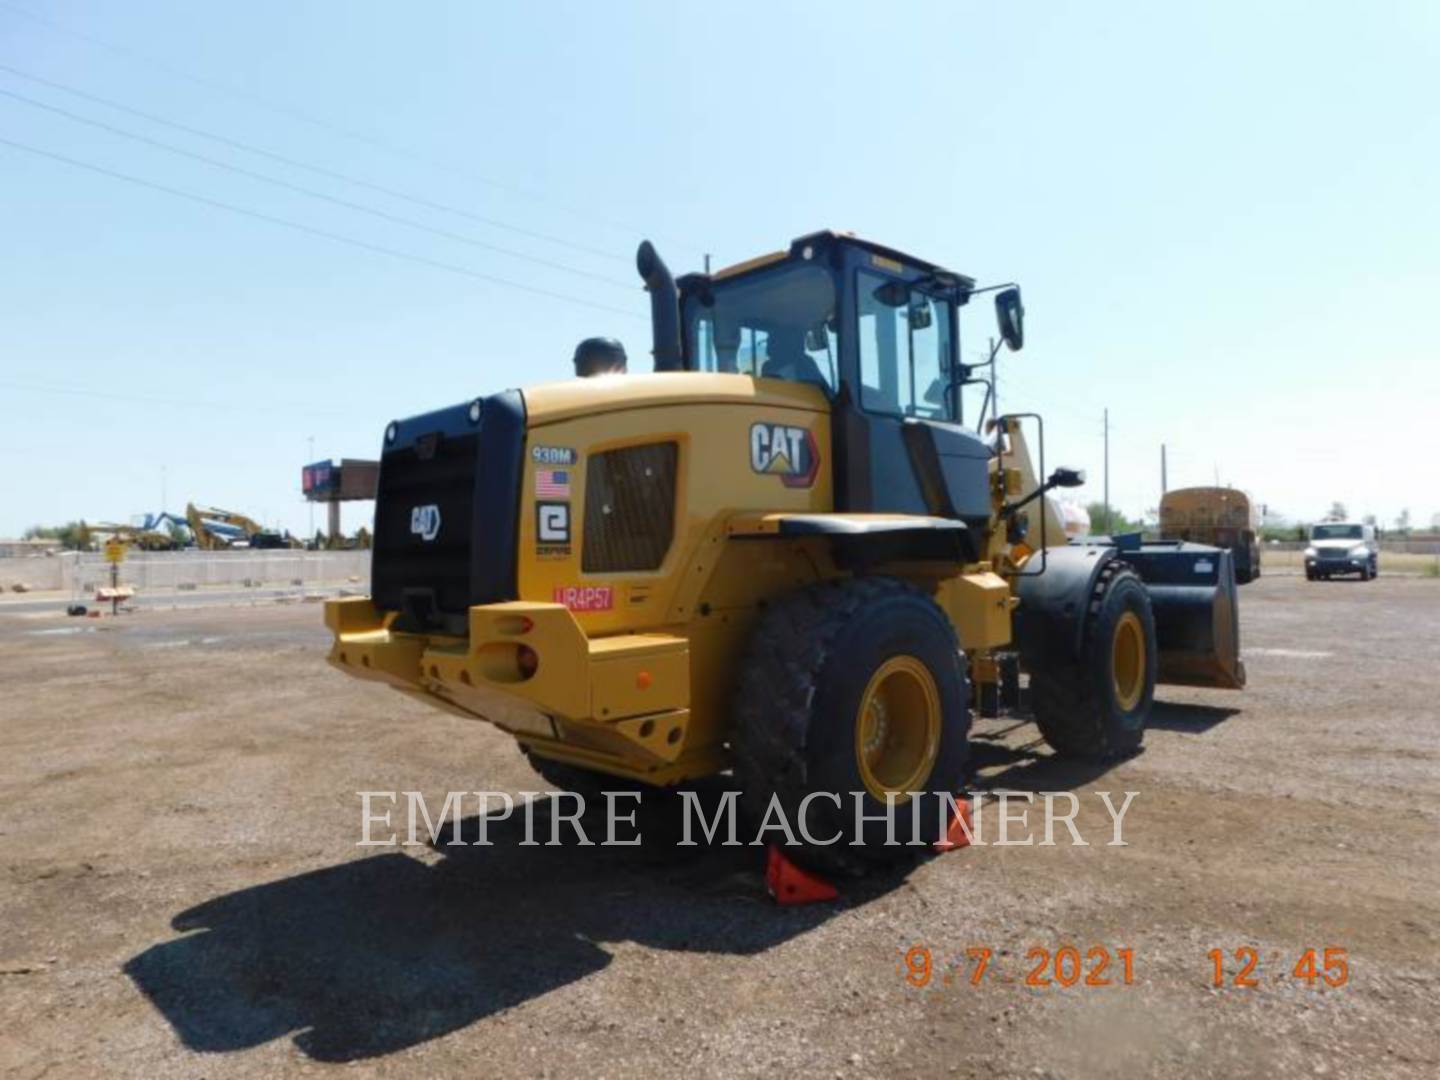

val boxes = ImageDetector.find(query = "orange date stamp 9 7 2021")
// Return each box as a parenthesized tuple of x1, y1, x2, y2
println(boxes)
(899, 945, 1351, 990)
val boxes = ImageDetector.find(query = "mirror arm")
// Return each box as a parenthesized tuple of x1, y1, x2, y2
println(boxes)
(1002, 473, 1064, 520)
(961, 281, 1020, 298)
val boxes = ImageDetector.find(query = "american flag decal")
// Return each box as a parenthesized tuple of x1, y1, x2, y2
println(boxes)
(535, 468, 570, 498)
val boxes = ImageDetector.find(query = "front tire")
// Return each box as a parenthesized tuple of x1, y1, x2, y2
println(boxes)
(1028, 561, 1157, 761)
(731, 577, 971, 875)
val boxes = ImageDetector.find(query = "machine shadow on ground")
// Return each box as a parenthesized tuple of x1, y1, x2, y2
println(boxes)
(967, 737, 1120, 793)
(1147, 701, 1241, 734)
(122, 779, 903, 1063)
(968, 694, 1244, 791)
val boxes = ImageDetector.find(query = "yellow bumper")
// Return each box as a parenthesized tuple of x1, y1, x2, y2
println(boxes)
(325, 597, 714, 783)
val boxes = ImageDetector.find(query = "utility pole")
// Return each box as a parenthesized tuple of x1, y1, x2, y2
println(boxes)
(704, 253, 711, 274)
(1103, 408, 1110, 534)
(161, 465, 167, 513)
(1160, 443, 1167, 496)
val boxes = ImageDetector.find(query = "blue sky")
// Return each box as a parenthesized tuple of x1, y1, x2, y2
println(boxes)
(2, 0, 1436, 537)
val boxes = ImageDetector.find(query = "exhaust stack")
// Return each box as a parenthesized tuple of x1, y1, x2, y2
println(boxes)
(636, 240, 683, 372)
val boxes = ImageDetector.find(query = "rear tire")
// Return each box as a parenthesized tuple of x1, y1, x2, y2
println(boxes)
(1028, 561, 1157, 761)
(732, 577, 971, 875)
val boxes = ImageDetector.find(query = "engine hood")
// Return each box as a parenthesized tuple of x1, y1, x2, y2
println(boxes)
(522, 372, 827, 426)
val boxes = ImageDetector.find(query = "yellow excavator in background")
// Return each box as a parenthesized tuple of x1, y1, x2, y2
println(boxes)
(185, 503, 299, 549)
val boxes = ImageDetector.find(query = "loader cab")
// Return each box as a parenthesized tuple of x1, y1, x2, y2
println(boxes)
(678, 232, 1000, 534)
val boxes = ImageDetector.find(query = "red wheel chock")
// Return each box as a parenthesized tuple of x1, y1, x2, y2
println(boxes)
(933, 799, 974, 853)
(765, 844, 839, 905)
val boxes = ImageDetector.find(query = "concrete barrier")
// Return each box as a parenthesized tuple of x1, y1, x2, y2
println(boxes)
(0, 550, 371, 596)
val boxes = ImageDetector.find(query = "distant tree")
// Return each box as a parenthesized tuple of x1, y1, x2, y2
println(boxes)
(1395, 509, 1411, 535)
(1432, 511, 1440, 531)
(1085, 502, 1144, 536)
(21, 520, 93, 550)
(1327, 501, 1348, 521)
(1362, 514, 1377, 527)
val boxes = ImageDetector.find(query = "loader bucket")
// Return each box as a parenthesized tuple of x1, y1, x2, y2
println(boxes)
(1119, 540, 1247, 689)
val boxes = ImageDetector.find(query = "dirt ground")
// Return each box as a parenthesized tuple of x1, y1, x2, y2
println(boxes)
(1, 577, 1437, 1079)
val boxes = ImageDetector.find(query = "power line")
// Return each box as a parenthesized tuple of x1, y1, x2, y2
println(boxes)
(0, 0, 704, 257)
(0, 135, 646, 320)
(0, 378, 352, 416)
(0, 60, 628, 264)
(0, 84, 636, 290)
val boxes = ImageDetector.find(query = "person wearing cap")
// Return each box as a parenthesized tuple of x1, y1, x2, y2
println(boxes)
(573, 337, 628, 377)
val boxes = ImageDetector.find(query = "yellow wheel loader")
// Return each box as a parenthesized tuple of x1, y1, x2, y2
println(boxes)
(326, 231, 1244, 871)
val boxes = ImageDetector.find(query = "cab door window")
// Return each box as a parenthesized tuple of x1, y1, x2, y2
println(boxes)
(856, 269, 954, 420)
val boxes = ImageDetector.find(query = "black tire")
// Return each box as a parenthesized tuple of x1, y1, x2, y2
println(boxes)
(1235, 549, 1255, 585)
(1028, 561, 1157, 761)
(731, 577, 970, 875)
(1371, 557, 1379, 579)
(1358, 564, 1371, 582)
(1305, 568, 1316, 581)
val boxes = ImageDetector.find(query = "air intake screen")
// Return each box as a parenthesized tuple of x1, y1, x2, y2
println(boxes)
(582, 442, 678, 573)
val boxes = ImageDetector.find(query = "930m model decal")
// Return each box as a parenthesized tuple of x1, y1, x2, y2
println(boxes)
(749, 422, 820, 488)
(531, 445, 577, 466)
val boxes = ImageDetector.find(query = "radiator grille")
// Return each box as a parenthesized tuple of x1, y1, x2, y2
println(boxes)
(369, 390, 526, 632)
(582, 442, 678, 573)
(372, 431, 478, 618)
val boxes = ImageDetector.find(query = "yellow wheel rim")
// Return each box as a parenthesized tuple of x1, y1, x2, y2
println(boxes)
(854, 655, 942, 803)
(1112, 610, 1145, 712)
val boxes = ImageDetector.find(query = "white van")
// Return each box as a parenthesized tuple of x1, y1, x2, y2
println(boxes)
(1304, 522, 1379, 581)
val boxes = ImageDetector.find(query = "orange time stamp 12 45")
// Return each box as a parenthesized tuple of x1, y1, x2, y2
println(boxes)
(899, 945, 1351, 990)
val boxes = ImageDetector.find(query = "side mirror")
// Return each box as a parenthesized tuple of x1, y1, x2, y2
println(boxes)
(804, 323, 830, 351)
(995, 287, 1024, 351)
(1048, 466, 1085, 488)
(906, 296, 933, 330)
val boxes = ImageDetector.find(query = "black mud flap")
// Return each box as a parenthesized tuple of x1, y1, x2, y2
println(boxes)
(1012, 543, 1119, 671)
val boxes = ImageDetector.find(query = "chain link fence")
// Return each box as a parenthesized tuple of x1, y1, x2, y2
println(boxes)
(32, 549, 373, 601)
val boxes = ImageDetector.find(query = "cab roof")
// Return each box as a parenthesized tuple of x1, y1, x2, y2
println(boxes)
(708, 230, 976, 291)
